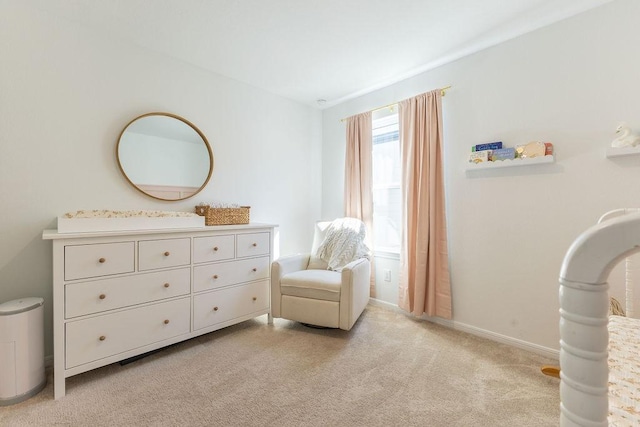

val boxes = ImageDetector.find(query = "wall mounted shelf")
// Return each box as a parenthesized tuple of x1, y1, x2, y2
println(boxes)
(606, 146, 640, 158)
(465, 155, 555, 170)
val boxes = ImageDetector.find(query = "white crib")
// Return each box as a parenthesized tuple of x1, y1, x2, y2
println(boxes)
(597, 209, 640, 318)
(559, 210, 640, 426)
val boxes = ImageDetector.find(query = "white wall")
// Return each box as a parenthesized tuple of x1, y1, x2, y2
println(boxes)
(322, 0, 640, 353)
(0, 2, 322, 357)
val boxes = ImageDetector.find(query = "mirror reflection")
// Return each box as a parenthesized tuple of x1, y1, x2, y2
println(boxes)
(117, 113, 213, 201)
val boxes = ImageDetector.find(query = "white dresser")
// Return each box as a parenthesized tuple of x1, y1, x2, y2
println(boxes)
(43, 223, 276, 399)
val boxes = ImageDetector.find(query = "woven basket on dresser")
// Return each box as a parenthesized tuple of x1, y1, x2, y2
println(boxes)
(195, 205, 250, 225)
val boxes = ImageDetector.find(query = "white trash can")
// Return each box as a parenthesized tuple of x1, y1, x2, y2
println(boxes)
(0, 297, 46, 405)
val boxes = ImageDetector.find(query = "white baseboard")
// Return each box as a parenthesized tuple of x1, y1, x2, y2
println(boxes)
(368, 298, 559, 361)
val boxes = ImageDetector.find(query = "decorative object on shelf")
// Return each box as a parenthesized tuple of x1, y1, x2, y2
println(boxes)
(195, 203, 250, 226)
(516, 141, 547, 158)
(58, 209, 204, 233)
(611, 122, 640, 148)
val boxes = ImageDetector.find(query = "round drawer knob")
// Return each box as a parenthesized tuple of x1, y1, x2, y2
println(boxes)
(213, 247, 219, 252)
(213, 306, 219, 312)
(252, 268, 257, 272)
(99, 336, 106, 341)
(99, 294, 106, 300)
(252, 297, 257, 301)
(164, 319, 170, 325)
(164, 283, 170, 288)
(213, 275, 218, 279)
(252, 243, 257, 247)
(98, 258, 106, 263)
(164, 251, 170, 257)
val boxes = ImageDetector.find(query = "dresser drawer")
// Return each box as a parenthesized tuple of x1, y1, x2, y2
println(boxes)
(139, 238, 190, 271)
(65, 268, 191, 318)
(193, 235, 235, 264)
(193, 256, 270, 293)
(65, 297, 191, 369)
(193, 280, 269, 330)
(236, 232, 270, 258)
(65, 242, 135, 281)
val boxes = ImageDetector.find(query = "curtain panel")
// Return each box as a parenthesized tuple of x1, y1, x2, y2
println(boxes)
(344, 112, 375, 296)
(398, 90, 452, 318)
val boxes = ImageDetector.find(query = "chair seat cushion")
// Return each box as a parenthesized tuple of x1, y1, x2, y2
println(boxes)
(280, 269, 342, 302)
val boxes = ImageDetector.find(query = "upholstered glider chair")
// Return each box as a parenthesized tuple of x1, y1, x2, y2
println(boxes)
(271, 218, 371, 331)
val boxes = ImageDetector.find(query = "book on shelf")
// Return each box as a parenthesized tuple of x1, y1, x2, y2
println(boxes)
(472, 141, 502, 152)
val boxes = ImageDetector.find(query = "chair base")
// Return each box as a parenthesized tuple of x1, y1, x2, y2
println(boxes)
(300, 322, 334, 329)
(281, 295, 341, 329)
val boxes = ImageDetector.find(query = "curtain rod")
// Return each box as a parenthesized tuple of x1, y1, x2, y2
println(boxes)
(340, 85, 451, 122)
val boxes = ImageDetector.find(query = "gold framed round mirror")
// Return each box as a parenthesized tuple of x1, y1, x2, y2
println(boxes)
(116, 112, 214, 201)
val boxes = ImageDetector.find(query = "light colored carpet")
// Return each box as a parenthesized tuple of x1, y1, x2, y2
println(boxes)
(0, 303, 560, 426)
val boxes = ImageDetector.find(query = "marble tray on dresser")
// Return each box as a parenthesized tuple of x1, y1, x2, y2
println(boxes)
(57, 210, 205, 233)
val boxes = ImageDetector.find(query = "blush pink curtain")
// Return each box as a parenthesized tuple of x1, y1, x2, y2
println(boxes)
(344, 112, 375, 296)
(398, 90, 451, 318)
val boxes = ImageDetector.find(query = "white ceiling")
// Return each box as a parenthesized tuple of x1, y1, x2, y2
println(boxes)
(42, 0, 613, 108)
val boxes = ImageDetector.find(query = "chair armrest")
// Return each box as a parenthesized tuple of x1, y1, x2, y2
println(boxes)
(270, 254, 311, 318)
(341, 257, 369, 273)
(339, 258, 371, 330)
(271, 254, 310, 278)
(340, 258, 370, 291)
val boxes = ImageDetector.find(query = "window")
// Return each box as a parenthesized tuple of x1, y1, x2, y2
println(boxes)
(372, 107, 400, 254)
